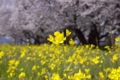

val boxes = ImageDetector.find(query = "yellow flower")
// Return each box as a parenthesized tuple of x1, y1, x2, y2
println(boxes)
(47, 35, 54, 42)
(26, 57, 31, 60)
(66, 56, 73, 63)
(20, 50, 26, 58)
(44, 75, 48, 80)
(115, 37, 120, 42)
(66, 29, 71, 37)
(104, 46, 110, 50)
(91, 56, 100, 64)
(41, 68, 46, 75)
(73, 70, 86, 79)
(49, 63, 55, 70)
(86, 74, 91, 79)
(47, 29, 72, 45)
(84, 69, 90, 74)
(32, 65, 37, 71)
(63, 73, 67, 77)
(9, 59, 15, 66)
(0, 51, 4, 58)
(54, 31, 61, 36)
(54, 32, 66, 45)
(79, 57, 86, 64)
(111, 54, 119, 63)
(69, 38, 75, 45)
(72, 70, 91, 79)
(99, 72, 105, 80)
(115, 37, 120, 45)
(104, 68, 112, 73)
(47, 31, 66, 45)
(15, 60, 20, 67)
(37, 72, 41, 76)
(108, 67, 120, 80)
(51, 73, 62, 80)
(9, 72, 15, 77)
(18, 72, 26, 79)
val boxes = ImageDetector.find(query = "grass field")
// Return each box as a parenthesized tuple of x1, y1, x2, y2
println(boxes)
(0, 44, 120, 80)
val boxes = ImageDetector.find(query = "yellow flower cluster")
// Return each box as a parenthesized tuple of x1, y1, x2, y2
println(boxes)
(7, 59, 20, 78)
(107, 67, 120, 80)
(51, 73, 62, 80)
(115, 37, 120, 45)
(0, 51, 4, 58)
(99, 72, 105, 80)
(68, 70, 91, 79)
(0, 43, 120, 79)
(18, 72, 26, 79)
(47, 29, 74, 45)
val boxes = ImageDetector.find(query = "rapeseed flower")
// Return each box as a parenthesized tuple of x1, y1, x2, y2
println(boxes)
(66, 56, 73, 63)
(9, 72, 15, 78)
(20, 50, 26, 58)
(1, 41, 120, 80)
(41, 68, 46, 75)
(0, 51, 4, 58)
(47, 29, 73, 45)
(71, 70, 91, 80)
(84, 69, 90, 74)
(15, 60, 20, 67)
(37, 72, 41, 76)
(8, 59, 20, 67)
(69, 38, 75, 45)
(115, 37, 120, 45)
(108, 67, 120, 80)
(47, 31, 66, 45)
(44, 75, 48, 80)
(32, 65, 37, 71)
(99, 72, 105, 80)
(79, 56, 87, 64)
(47, 35, 54, 42)
(91, 56, 100, 64)
(7, 59, 20, 78)
(54, 32, 66, 45)
(111, 54, 119, 63)
(51, 73, 62, 80)
(54, 31, 61, 36)
(18, 72, 26, 79)
(49, 63, 56, 70)
(66, 29, 71, 37)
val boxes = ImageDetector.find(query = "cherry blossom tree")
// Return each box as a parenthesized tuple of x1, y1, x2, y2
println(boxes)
(0, 0, 120, 46)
